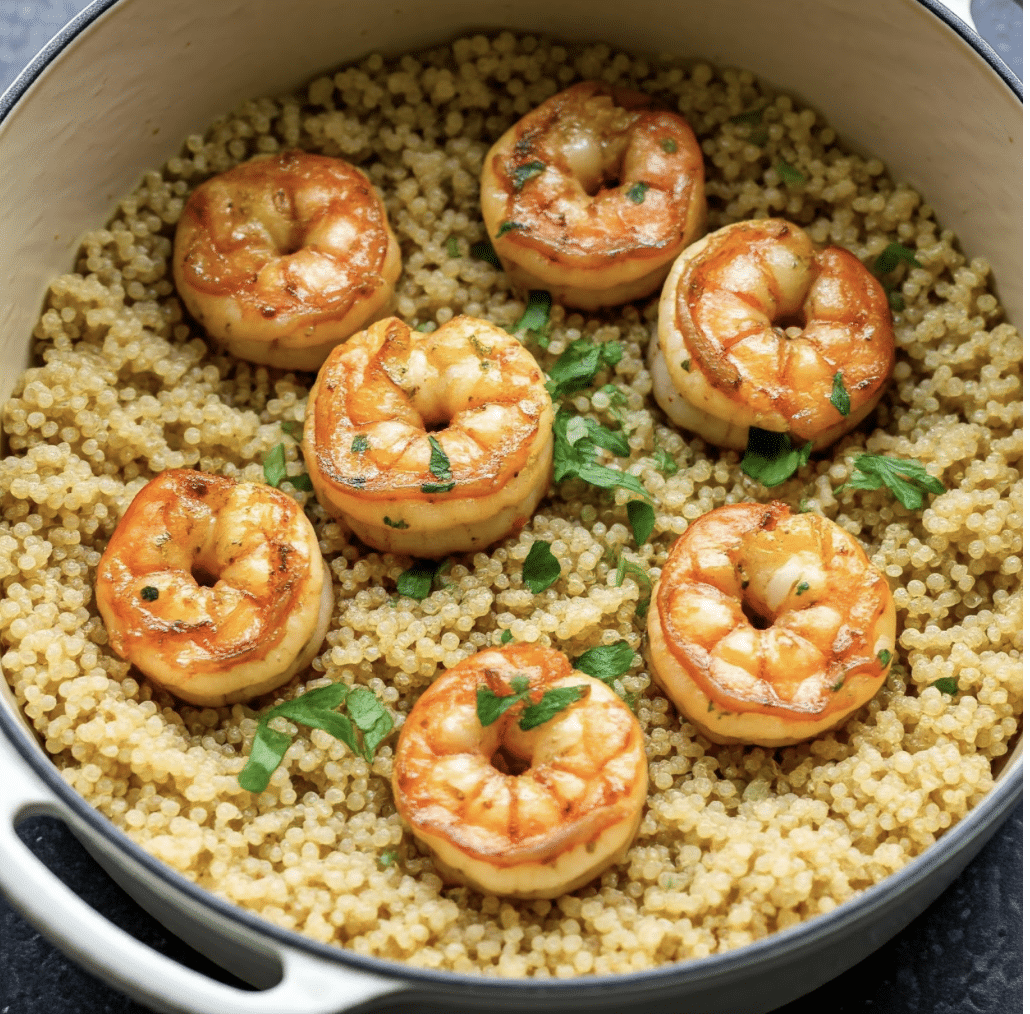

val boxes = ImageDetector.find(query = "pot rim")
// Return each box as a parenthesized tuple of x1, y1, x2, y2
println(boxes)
(0, 0, 1022, 998)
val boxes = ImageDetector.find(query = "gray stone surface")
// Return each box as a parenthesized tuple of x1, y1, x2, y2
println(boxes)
(0, 2, 1022, 1011)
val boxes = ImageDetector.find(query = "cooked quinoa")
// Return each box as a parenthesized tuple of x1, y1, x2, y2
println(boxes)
(0, 33, 1021, 977)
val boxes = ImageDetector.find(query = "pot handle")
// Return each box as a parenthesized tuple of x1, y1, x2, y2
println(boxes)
(0, 730, 407, 1014)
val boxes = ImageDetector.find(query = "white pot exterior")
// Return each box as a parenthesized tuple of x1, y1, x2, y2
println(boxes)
(0, 1, 1021, 1012)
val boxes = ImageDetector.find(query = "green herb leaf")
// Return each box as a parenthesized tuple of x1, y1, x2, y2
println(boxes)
(140, 586, 159, 602)
(599, 383, 628, 409)
(552, 410, 649, 499)
(281, 420, 303, 441)
(238, 684, 392, 792)
(729, 106, 765, 124)
(680, 359, 691, 372)
(932, 676, 959, 696)
(829, 371, 851, 417)
(383, 516, 409, 529)
(874, 242, 920, 274)
(446, 235, 460, 258)
(653, 448, 678, 477)
(511, 160, 546, 190)
(470, 240, 502, 268)
(835, 454, 945, 510)
(740, 428, 812, 487)
(888, 290, 906, 313)
(511, 290, 551, 337)
(796, 581, 810, 595)
(496, 220, 523, 238)
(476, 683, 527, 726)
(574, 642, 634, 685)
(263, 443, 287, 487)
(547, 339, 623, 396)
(346, 687, 394, 761)
(416, 321, 435, 333)
(420, 481, 456, 494)
(238, 724, 294, 793)
(428, 435, 452, 482)
(519, 685, 589, 730)
(627, 181, 650, 204)
(877, 649, 892, 668)
(351, 434, 369, 455)
(775, 160, 806, 185)
(523, 540, 561, 593)
(627, 500, 655, 547)
(798, 499, 814, 513)
(397, 558, 448, 600)
(660, 138, 678, 153)
(500, 629, 513, 645)
(615, 556, 653, 617)
(289, 473, 314, 491)
(379, 850, 398, 867)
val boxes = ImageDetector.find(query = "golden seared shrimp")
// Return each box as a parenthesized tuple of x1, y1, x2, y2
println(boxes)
(392, 645, 648, 899)
(173, 150, 401, 371)
(480, 81, 706, 310)
(650, 218, 895, 450)
(95, 470, 333, 708)
(647, 502, 896, 747)
(304, 315, 553, 556)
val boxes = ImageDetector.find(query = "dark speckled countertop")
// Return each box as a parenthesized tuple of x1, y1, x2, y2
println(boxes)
(0, 2, 1022, 1011)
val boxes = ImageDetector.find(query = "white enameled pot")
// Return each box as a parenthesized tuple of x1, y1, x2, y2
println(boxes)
(0, 1, 1021, 1012)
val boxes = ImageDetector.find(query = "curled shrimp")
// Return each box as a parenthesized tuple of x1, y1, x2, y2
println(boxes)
(173, 150, 401, 371)
(391, 645, 648, 899)
(649, 218, 895, 450)
(303, 315, 553, 557)
(647, 502, 896, 747)
(95, 470, 333, 707)
(480, 81, 706, 310)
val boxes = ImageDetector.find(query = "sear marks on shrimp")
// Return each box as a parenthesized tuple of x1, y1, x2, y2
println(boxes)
(650, 218, 895, 450)
(173, 150, 401, 371)
(647, 502, 896, 747)
(480, 81, 706, 310)
(95, 470, 333, 707)
(392, 645, 649, 899)
(304, 315, 554, 556)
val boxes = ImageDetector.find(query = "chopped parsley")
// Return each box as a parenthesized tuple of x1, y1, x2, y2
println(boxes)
(495, 220, 523, 238)
(834, 454, 945, 510)
(653, 448, 678, 477)
(615, 555, 652, 617)
(932, 677, 959, 696)
(288, 473, 314, 491)
(729, 106, 765, 124)
(470, 239, 501, 267)
(511, 160, 546, 190)
(874, 242, 920, 274)
(796, 581, 810, 595)
(523, 540, 561, 593)
(878, 649, 892, 668)
(445, 235, 460, 258)
(383, 516, 409, 529)
(546, 338, 623, 397)
(263, 443, 288, 488)
(553, 409, 649, 499)
(477, 675, 588, 731)
(351, 434, 370, 455)
(740, 427, 812, 487)
(280, 420, 303, 441)
(140, 586, 159, 602)
(421, 436, 455, 494)
(500, 629, 513, 645)
(775, 160, 806, 185)
(573, 642, 634, 686)
(680, 359, 691, 372)
(397, 558, 449, 600)
(830, 371, 851, 417)
(238, 684, 393, 792)
(415, 321, 435, 333)
(378, 850, 399, 868)
(626, 500, 655, 547)
(510, 290, 551, 343)
(627, 181, 650, 204)
(660, 138, 678, 153)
